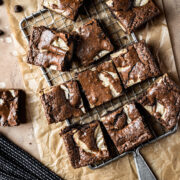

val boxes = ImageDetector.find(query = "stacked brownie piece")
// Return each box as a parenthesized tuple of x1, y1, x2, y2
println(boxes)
(42, 0, 84, 20)
(60, 120, 110, 168)
(27, 26, 75, 71)
(40, 80, 85, 123)
(138, 74, 180, 130)
(75, 19, 114, 66)
(105, 0, 160, 33)
(78, 60, 123, 108)
(100, 102, 152, 154)
(111, 40, 161, 88)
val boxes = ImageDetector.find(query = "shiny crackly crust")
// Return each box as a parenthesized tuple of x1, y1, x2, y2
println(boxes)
(78, 60, 123, 108)
(101, 102, 152, 154)
(27, 26, 74, 71)
(106, 0, 160, 34)
(60, 120, 109, 168)
(138, 74, 180, 130)
(40, 80, 85, 123)
(111, 40, 160, 88)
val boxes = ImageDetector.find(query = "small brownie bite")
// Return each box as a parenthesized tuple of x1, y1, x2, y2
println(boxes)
(0, 90, 26, 126)
(75, 19, 114, 66)
(40, 80, 85, 123)
(60, 120, 109, 168)
(106, 0, 160, 34)
(101, 102, 152, 154)
(138, 74, 180, 130)
(111, 41, 160, 88)
(27, 26, 74, 71)
(42, 0, 83, 20)
(78, 60, 123, 108)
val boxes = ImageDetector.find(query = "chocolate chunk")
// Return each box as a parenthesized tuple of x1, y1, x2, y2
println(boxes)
(60, 120, 110, 168)
(111, 40, 160, 88)
(101, 102, 152, 154)
(40, 80, 85, 123)
(27, 26, 74, 71)
(78, 60, 123, 108)
(106, 0, 160, 33)
(0, 89, 26, 126)
(0, 0, 4, 6)
(0, 30, 4, 36)
(75, 19, 114, 66)
(42, 0, 83, 20)
(14, 5, 23, 13)
(138, 74, 180, 130)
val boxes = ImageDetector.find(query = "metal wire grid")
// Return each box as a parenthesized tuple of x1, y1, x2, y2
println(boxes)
(19, 0, 178, 169)
(19, 0, 153, 121)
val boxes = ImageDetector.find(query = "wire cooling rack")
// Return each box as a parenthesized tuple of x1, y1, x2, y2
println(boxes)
(19, 0, 155, 123)
(19, 0, 178, 172)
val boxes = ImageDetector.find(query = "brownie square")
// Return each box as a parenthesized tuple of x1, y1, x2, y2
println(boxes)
(75, 19, 114, 66)
(42, 0, 83, 20)
(101, 102, 152, 154)
(40, 80, 85, 123)
(111, 41, 160, 88)
(27, 26, 74, 71)
(78, 60, 123, 108)
(106, 0, 160, 33)
(138, 74, 180, 130)
(0, 90, 26, 126)
(60, 120, 109, 168)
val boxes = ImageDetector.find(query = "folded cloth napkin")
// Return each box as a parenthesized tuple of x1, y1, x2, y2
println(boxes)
(0, 169, 21, 180)
(0, 134, 62, 180)
(0, 151, 38, 179)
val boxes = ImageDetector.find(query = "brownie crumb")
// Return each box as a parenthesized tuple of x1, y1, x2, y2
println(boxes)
(0, 0, 3, 6)
(14, 5, 23, 13)
(0, 30, 4, 36)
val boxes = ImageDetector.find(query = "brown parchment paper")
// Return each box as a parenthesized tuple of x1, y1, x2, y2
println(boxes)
(5, 0, 180, 179)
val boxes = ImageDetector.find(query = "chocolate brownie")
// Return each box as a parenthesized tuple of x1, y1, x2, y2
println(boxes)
(42, 0, 83, 20)
(75, 19, 114, 66)
(101, 102, 152, 154)
(111, 41, 160, 88)
(106, 0, 160, 33)
(138, 74, 180, 130)
(60, 120, 109, 168)
(0, 90, 26, 126)
(78, 60, 123, 108)
(40, 80, 85, 123)
(27, 26, 74, 71)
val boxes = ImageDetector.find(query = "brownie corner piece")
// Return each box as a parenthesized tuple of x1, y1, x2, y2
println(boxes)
(40, 80, 85, 123)
(0, 89, 26, 126)
(75, 19, 114, 66)
(78, 60, 123, 108)
(106, 0, 160, 33)
(101, 102, 152, 154)
(42, 0, 83, 20)
(111, 40, 160, 88)
(27, 26, 74, 71)
(137, 73, 180, 130)
(60, 120, 109, 168)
